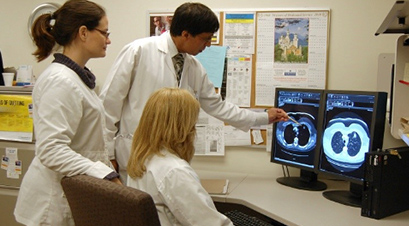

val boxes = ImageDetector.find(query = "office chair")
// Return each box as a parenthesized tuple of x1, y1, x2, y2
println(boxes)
(61, 175, 161, 226)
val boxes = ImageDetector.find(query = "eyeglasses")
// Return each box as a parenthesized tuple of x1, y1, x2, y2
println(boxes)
(94, 28, 111, 38)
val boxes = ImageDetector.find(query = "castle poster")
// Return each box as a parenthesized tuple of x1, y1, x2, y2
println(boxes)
(274, 18, 309, 64)
(255, 11, 329, 106)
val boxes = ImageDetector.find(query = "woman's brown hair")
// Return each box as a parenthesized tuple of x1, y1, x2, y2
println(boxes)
(31, 0, 105, 62)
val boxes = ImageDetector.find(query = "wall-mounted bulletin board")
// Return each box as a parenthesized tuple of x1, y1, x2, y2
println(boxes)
(147, 8, 330, 149)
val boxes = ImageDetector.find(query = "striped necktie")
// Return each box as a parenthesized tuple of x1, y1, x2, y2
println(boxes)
(172, 53, 184, 85)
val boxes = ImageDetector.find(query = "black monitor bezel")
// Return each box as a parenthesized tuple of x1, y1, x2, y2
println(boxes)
(271, 87, 325, 173)
(316, 90, 387, 185)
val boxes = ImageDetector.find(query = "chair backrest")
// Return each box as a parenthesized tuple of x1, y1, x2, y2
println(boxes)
(61, 175, 161, 226)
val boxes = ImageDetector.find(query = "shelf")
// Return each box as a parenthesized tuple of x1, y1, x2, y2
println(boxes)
(376, 0, 409, 35)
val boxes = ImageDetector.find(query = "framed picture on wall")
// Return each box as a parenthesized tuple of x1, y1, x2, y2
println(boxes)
(147, 10, 221, 45)
(212, 11, 221, 45)
(147, 12, 174, 37)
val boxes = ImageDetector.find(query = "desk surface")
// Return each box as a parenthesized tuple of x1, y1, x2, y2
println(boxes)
(197, 170, 409, 226)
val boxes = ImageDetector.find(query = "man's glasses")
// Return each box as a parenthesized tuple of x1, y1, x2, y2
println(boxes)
(94, 28, 111, 38)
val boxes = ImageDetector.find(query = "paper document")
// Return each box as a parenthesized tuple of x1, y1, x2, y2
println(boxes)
(200, 179, 229, 195)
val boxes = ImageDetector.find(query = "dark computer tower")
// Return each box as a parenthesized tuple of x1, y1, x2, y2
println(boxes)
(0, 50, 4, 86)
(361, 147, 409, 219)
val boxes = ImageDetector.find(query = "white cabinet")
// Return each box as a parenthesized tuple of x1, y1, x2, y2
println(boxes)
(0, 141, 35, 226)
(376, 0, 409, 141)
(0, 87, 35, 225)
(389, 35, 409, 139)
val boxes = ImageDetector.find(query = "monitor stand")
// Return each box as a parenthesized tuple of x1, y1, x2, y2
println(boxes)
(322, 182, 362, 208)
(276, 170, 327, 191)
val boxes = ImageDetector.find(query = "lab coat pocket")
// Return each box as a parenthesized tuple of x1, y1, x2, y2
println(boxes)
(114, 134, 133, 169)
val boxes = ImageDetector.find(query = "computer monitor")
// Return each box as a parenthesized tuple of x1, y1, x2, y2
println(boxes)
(318, 90, 387, 207)
(271, 88, 327, 191)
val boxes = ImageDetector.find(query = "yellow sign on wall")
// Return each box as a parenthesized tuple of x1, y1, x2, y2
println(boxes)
(0, 95, 33, 135)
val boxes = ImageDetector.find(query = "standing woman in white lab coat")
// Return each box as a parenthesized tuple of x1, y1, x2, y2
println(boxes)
(14, 1, 120, 225)
(127, 88, 234, 226)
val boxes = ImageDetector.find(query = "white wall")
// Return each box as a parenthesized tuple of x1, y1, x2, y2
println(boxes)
(0, 0, 405, 176)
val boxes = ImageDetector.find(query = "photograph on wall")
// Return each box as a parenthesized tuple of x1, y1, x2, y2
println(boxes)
(148, 13, 174, 37)
(274, 18, 309, 64)
(148, 11, 220, 44)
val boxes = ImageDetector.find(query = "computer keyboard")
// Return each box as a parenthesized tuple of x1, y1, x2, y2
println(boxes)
(224, 210, 275, 226)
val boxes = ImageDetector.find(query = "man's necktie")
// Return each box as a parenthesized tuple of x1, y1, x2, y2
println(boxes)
(172, 53, 184, 85)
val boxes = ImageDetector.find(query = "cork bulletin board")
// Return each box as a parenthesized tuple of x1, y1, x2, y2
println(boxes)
(147, 9, 330, 146)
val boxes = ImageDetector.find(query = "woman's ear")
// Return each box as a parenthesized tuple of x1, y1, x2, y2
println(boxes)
(78, 25, 88, 41)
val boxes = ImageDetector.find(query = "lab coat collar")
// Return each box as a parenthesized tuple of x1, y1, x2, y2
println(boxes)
(161, 32, 183, 86)
(163, 31, 180, 58)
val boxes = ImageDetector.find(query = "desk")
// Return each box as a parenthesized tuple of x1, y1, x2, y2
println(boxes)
(197, 170, 409, 226)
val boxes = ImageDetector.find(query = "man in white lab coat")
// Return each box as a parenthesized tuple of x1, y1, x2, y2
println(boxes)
(99, 2, 288, 183)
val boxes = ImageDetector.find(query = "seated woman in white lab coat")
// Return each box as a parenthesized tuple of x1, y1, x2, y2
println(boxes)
(127, 88, 233, 226)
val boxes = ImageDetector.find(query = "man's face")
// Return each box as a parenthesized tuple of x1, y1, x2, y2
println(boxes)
(153, 17, 162, 27)
(183, 32, 213, 56)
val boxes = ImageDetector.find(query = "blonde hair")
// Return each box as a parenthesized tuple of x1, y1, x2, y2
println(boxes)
(127, 88, 200, 178)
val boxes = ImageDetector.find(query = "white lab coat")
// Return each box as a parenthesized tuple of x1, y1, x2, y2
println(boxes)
(100, 32, 268, 182)
(14, 63, 113, 226)
(127, 150, 234, 226)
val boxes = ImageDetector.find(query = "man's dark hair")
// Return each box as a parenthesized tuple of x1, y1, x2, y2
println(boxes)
(170, 2, 219, 36)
